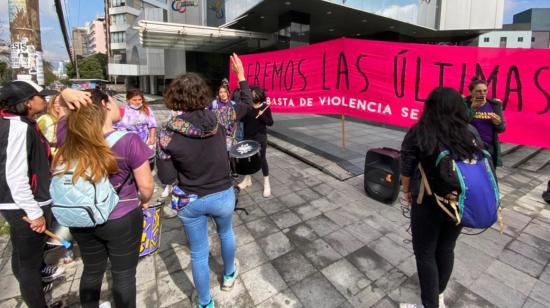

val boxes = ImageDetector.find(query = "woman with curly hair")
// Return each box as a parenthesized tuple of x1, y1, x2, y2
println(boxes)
(157, 54, 251, 308)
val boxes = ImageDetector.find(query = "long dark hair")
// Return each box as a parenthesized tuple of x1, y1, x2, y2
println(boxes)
(416, 87, 480, 159)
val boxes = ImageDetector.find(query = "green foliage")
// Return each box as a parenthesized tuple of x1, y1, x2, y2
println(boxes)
(43, 61, 57, 85)
(0, 60, 12, 85)
(66, 53, 108, 79)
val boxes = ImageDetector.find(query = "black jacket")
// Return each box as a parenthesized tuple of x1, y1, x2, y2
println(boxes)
(158, 110, 232, 197)
(0, 113, 52, 219)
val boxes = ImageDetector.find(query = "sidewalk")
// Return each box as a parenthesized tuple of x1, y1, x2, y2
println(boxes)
(0, 109, 549, 307)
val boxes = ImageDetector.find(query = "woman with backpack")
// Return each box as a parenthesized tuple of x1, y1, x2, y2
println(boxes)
(400, 87, 486, 308)
(464, 78, 505, 168)
(54, 89, 154, 308)
(156, 54, 251, 308)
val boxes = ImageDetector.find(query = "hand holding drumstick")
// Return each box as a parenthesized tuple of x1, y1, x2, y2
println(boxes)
(255, 104, 270, 119)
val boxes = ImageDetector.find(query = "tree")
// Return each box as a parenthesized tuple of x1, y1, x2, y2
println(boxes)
(65, 53, 108, 79)
(43, 60, 57, 85)
(0, 61, 12, 85)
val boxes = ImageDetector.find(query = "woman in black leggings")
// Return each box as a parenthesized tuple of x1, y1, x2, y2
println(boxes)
(237, 87, 273, 197)
(400, 87, 483, 308)
(55, 89, 154, 307)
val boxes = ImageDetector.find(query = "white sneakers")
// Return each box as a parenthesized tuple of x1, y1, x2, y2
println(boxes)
(263, 176, 271, 198)
(399, 293, 444, 308)
(160, 184, 172, 199)
(237, 175, 252, 190)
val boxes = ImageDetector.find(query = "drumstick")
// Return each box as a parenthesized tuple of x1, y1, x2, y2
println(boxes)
(255, 105, 270, 119)
(22, 216, 72, 249)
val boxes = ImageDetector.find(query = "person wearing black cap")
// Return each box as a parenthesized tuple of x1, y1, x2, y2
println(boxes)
(0, 80, 90, 308)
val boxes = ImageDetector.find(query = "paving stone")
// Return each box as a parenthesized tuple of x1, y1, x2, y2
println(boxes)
(238, 205, 268, 223)
(155, 246, 192, 276)
(272, 250, 317, 286)
(516, 232, 550, 254)
(299, 238, 342, 269)
(323, 229, 364, 256)
(257, 231, 294, 260)
(324, 208, 361, 227)
(305, 215, 340, 237)
(452, 288, 497, 308)
(0, 274, 19, 300)
(257, 288, 303, 308)
(529, 280, 550, 307)
(387, 274, 420, 305)
(241, 263, 287, 305)
(285, 223, 319, 247)
(540, 264, 550, 284)
(470, 273, 527, 308)
(373, 267, 408, 294)
(460, 228, 512, 258)
(210, 275, 255, 308)
(396, 257, 417, 277)
(321, 259, 370, 299)
(368, 236, 412, 267)
(295, 188, 322, 202)
(236, 241, 269, 274)
(158, 228, 187, 253)
(523, 219, 550, 241)
(507, 239, 550, 265)
(344, 220, 384, 245)
(136, 253, 157, 284)
(371, 296, 398, 308)
(291, 272, 346, 308)
(311, 183, 333, 195)
(278, 194, 307, 208)
(136, 279, 158, 307)
(497, 248, 545, 278)
(523, 298, 549, 308)
(157, 271, 193, 307)
(246, 217, 280, 239)
(310, 198, 340, 213)
(234, 225, 256, 247)
(346, 246, 393, 281)
(499, 207, 532, 237)
(292, 203, 323, 221)
(486, 260, 537, 296)
(349, 284, 386, 308)
(271, 210, 302, 230)
(257, 198, 288, 215)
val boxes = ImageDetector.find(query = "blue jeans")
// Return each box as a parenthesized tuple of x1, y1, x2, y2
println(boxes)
(177, 186, 236, 306)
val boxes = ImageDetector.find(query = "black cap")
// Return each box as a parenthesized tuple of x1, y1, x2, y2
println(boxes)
(0, 80, 58, 107)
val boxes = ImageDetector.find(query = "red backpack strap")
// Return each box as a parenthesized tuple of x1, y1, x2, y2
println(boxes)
(119, 106, 125, 118)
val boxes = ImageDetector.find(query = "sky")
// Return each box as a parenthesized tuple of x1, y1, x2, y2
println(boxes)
(0, 0, 549, 64)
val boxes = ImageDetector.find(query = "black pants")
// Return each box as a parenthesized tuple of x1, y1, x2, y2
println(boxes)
(486, 142, 498, 169)
(411, 198, 462, 308)
(0, 206, 52, 308)
(70, 208, 142, 308)
(259, 139, 269, 177)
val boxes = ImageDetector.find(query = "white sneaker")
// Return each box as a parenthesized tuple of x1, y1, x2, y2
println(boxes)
(263, 176, 271, 198)
(99, 302, 111, 308)
(237, 175, 252, 190)
(439, 293, 446, 308)
(399, 304, 424, 308)
(161, 185, 172, 199)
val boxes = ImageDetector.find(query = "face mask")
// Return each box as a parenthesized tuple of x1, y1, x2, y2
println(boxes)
(129, 104, 143, 110)
(253, 96, 262, 103)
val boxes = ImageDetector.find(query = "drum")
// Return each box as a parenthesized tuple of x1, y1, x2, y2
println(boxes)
(229, 140, 262, 175)
(139, 202, 162, 257)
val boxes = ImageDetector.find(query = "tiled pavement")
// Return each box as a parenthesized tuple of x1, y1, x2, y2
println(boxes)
(1, 110, 550, 307)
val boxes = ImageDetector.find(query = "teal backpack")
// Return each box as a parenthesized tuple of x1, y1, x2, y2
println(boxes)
(51, 131, 128, 228)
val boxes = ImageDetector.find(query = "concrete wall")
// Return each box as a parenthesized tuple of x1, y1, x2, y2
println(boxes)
(478, 30, 532, 48)
(438, 0, 503, 30)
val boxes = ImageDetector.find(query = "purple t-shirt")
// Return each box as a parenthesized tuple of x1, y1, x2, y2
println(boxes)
(57, 124, 153, 220)
(471, 102, 495, 144)
(114, 105, 157, 143)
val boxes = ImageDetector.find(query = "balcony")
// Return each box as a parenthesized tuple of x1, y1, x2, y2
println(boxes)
(110, 42, 126, 50)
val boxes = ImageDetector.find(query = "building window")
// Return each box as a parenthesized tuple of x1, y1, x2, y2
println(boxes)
(532, 36, 536, 42)
(500, 37, 506, 42)
(111, 14, 127, 25)
(110, 0, 126, 7)
(518, 37, 523, 42)
(483, 37, 490, 42)
(111, 32, 125, 44)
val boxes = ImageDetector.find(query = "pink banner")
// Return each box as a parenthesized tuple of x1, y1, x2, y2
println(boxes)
(230, 38, 550, 148)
